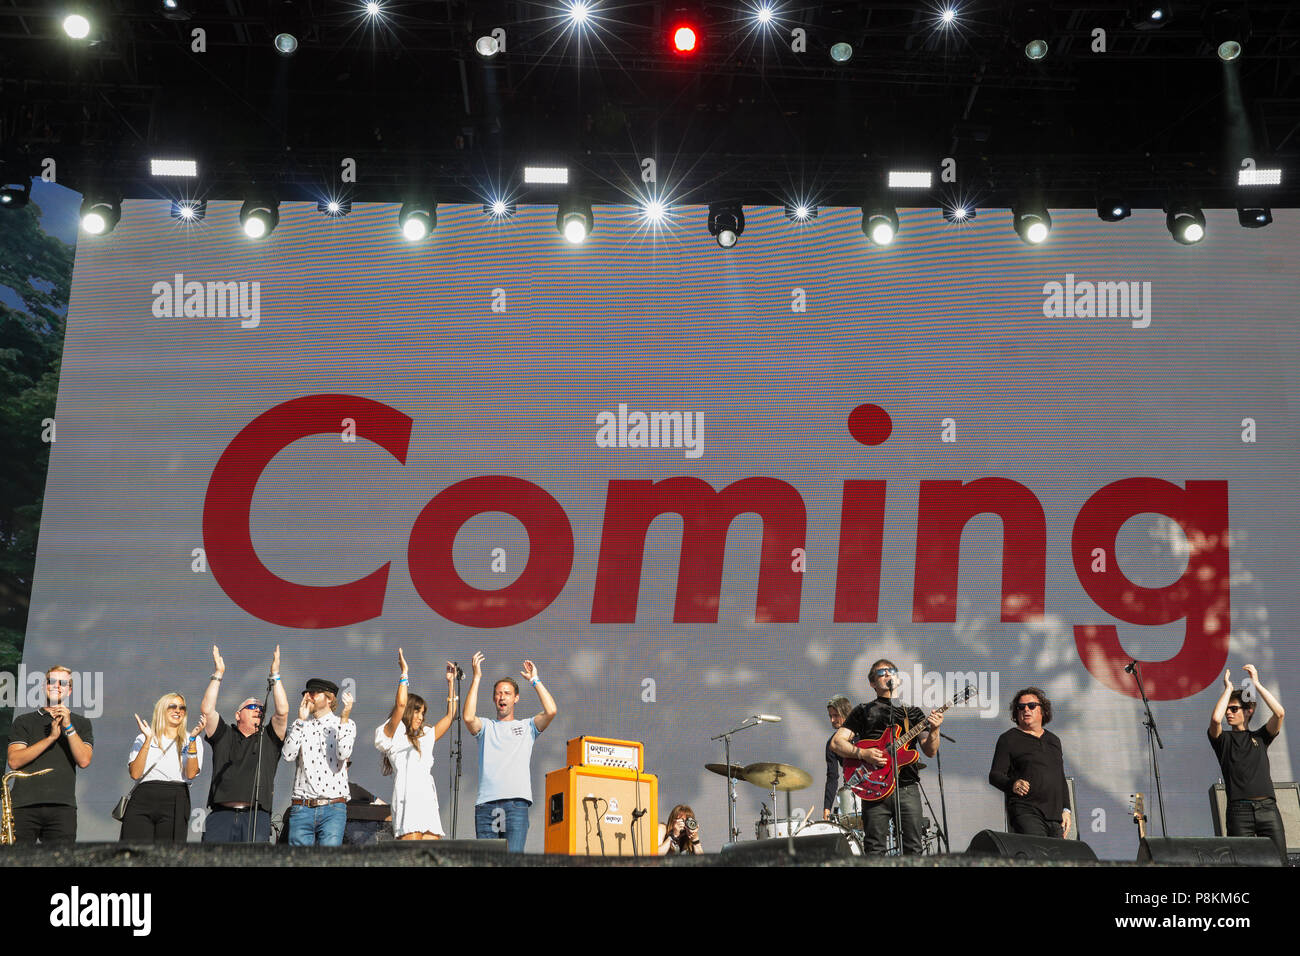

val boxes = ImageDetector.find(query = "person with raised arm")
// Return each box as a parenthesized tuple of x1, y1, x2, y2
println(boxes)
(374, 648, 458, 840)
(120, 693, 206, 842)
(199, 644, 289, 843)
(282, 677, 356, 846)
(463, 651, 557, 852)
(1210, 664, 1287, 863)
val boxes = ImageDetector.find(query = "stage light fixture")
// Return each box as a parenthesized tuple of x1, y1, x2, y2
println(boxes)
(708, 202, 744, 248)
(1237, 167, 1281, 186)
(557, 197, 593, 244)
(150, 158, 198, 178)
(0, 181, 32, 208)
(889, 170, 932, 189)
(1208, 5, 1249, 61)
(317, 199, 351, 218)
(642, 198, 666, 223)
(170, 199, 206, 222)
(525, 166, 569, 185)
(79, 196, 122, 236)
(755, 5, 775, 26)
(784, 203, 817, 222)
(1013, 2, 1051, 60)
(862, 205, 899, 246)
(1097, 197, 1131, 222)
(941, 7, 957, 26)
(399, 201, 436, 241)
(567, 1, 591, 26)
(273, 0, 303, 54)
(672, 24, 698, 53)
(1012, 205, 1052, 244)
(62, 14, 91, 39)
(476, 33, 501, 56)
(1131, 3, 1170, 29)
(1237, 204, 1271, 228)
(484, 200, 517, 220)
(365, 1, 381, 16)
(240, 199, 279, 239)
(1165, 204, 1205, 244)
(942, 204, 974, 223)
(829, 41, 853, 63)
(161, 0, 192, 20)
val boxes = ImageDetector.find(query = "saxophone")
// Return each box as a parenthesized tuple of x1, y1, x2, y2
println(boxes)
(2, 769, 53, 845)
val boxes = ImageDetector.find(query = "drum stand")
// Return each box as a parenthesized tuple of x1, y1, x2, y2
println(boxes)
(710, 717, 764, 844)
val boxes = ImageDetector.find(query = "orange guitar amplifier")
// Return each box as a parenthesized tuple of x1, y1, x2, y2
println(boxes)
(565, 735, 644, 772)
(544, 764, 658, 856)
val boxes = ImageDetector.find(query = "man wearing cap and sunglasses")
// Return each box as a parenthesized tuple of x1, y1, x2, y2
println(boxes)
(199, 644, 290, 843)
(282, 674, 356, 846)
(1210, 664, 1287, 864)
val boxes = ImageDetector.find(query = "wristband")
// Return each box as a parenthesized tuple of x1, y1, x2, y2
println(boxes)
(530, 677, 540, 687)
(399, 676, 409, 684)
(211, 674, 223, 681)
(271, 673, 281, 681)
(64, 726, 77, 737)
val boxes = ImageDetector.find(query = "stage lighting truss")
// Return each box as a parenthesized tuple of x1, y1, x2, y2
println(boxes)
(1165, 203, 1205, 244)
(170, 199, 207, 222)
(240, 198, 280, 239)
(708, 202, 745, 248)
(1012, 205, 1052, 244)
(862, 204, 899, 246)
(399, 200, 436, 241)
(557, 197, 593, 244)
(79, 196, 122, 236)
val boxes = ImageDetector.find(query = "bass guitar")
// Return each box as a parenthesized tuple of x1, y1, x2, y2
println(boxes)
(842, 684, 976, 802)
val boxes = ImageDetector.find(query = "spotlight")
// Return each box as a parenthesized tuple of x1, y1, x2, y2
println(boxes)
(317, 199, 351, 218)
(784, 203, 817, 222)
(888, 170, 932, 189)
(273, 0, 303, 54)
(275, 32, 298, 54)
(1165, 204, 1205, 244)
(941, 7, 957, 25)
(1013, 2, 1052, 60)
(240, 199, 279, 239)
(170, 199, 207, 222)
(62, 14, 91, 39)
(161, 0, 192, 21)
(1131, 3, 1170, 29)
(365, 1, 381, 16)
(1012, 205, 1052, 244)
(1208, 5, 1249, 61)
(708, 202, 744, 248)
(862, 205, 899, 246)
(829, 41, 853, 63)
(1097, 197, 1131, 222)
(476, 34, 500, 56)
(557, 197, 593, 244)
(484, 199, 516, 219)
(755, 5, 775, 26)
(672, 24, 698, 54)
(400, 201, 436, 241)
(942, 204, 974, 223)
(1238, 167, 1281, 187)
(79, 196, 122, 236)
(642, 198, 666, 223)
(567, 1, 591, 26)
(0, 181, 31, 208)
(150, 158, 198, 178)
(1237, 205, 1271, 228)
(524, 166, 569, 185)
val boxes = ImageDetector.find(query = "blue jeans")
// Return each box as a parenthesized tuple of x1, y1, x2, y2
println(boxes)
(287, 802, 346, 846)
(203, 807, 273, 844)
(475, 798, 531, 853)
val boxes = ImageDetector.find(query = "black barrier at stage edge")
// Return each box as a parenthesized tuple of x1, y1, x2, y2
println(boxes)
(1137, 837, 1283, 867)
(965, 829, 1101, 862)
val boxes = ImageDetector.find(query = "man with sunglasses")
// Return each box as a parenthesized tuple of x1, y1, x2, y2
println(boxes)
(1210, 665, 1287, 863)
(5, 665, 94, 842)
(989, 687, 1071, 838)
(830, 659, 943, 855)
(199, 645, 290, 843)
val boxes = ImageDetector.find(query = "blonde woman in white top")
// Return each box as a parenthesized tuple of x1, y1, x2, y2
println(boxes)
(120, 693, 206, 843)
(374, 649, 457, 839)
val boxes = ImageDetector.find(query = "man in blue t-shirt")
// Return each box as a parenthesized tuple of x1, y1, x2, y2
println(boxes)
(464, 651, 558, 852)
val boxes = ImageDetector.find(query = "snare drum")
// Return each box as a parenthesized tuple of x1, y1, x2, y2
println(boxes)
(754, 817, 800, 840)
(797, 820, 863, 855)
(835, 786, 863, 829)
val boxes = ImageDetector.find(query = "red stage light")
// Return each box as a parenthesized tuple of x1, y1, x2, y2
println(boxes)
(672, 24, 697, 53)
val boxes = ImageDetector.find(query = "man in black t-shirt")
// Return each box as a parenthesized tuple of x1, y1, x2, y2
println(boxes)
(5, 665, 95, 843)
(989, 687, 1071, 838)
(1209, 664, 1286, 863)
(822, 695, 852, 821)
(830, 658, 943, 854)
(198, 644, 289, 843)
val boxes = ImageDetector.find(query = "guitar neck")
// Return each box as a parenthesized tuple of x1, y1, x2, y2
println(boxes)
(893, 689, 967, 748)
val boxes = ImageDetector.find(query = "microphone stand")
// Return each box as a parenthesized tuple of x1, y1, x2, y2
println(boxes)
(887, 689, 903, 856)
(1128, 660, 1168, 836)
(449, 665, 464, 838)
(710, 717, 764, 844)
(246, 674, 275, 845)
(933, 731, 955, 853)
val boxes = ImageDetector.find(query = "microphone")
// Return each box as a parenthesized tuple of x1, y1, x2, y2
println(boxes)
(454, 663, 465, 679)
(754, 714, 783, 723)
(1124, 660, 1138, 675)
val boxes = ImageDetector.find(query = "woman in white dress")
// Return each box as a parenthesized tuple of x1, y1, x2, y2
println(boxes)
(374, 649, 457, 840)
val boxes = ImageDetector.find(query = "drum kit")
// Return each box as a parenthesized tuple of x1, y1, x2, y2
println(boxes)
(706, 760, 864, 855)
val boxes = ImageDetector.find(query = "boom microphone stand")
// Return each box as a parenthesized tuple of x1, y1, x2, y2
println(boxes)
(933, 731, 955, 853)
(1127, 659, 1168, 836)
(711, 716, 764, 844)
(246, 673, 276, 844)
(449, 664, 465, 838)
(886, 679, 903, 856)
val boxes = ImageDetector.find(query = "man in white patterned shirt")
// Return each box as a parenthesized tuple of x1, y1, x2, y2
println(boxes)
(282, 678, 356, 846)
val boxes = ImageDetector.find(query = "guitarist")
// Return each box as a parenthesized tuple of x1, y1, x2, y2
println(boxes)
(988, 687, 1071, 838)
(830, 659, 943, 854)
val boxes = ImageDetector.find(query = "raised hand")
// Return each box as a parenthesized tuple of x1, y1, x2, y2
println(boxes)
(445, 661, 457, 684)
(189, 714, 208, 740)
(398, 648, 408, 677)
(271, 644, 281, 675)
(1223, 669, 1234, 690)
(212, 644, 225, 677)
(1243, 664, 1259, 683)
(521, 660, 537, 682)
(340, 691, 355, 720)
(298, 694, 313, 721)
(471, 651, 484, 676)
(135, 713, 153, 739)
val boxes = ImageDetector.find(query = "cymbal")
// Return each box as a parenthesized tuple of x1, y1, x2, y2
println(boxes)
(743, 762, 813, 791)
(705, 763, 748, 780)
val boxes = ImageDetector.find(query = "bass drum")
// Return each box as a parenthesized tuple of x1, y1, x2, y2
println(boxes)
(796, 820, 863, 856)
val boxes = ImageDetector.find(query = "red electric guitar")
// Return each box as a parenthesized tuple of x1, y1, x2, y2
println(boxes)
(842, 684, 976, 802)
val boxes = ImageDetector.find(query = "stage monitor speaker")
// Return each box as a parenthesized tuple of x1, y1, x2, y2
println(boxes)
(720, 833, 859, 862)
(1208, 781, 1300, 849)
(1138, 837, 1281, 866)
(966, 829, 1098, 861)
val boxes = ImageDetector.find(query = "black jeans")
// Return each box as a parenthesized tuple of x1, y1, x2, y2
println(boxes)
(119, 781, 191, 843)
(862, 783, 924, 855)
(12, 804, 77, 843)
(1008, 804, 1065, 838)
(202, 806, 272, 843)
(1226, 797, 1287, 864)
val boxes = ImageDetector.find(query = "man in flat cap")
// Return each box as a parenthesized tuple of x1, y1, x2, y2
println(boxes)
(282, 676, 355, 846)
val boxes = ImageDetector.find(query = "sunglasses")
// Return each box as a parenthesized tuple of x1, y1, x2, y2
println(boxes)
(166, 703, 187, 712)
(1225, 705, 1246, 713)
(46, 679, 72, 688)
(241, 704, 264, 713)
(1015, 702, 1041, 711)
(870, 667, 898, 678)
